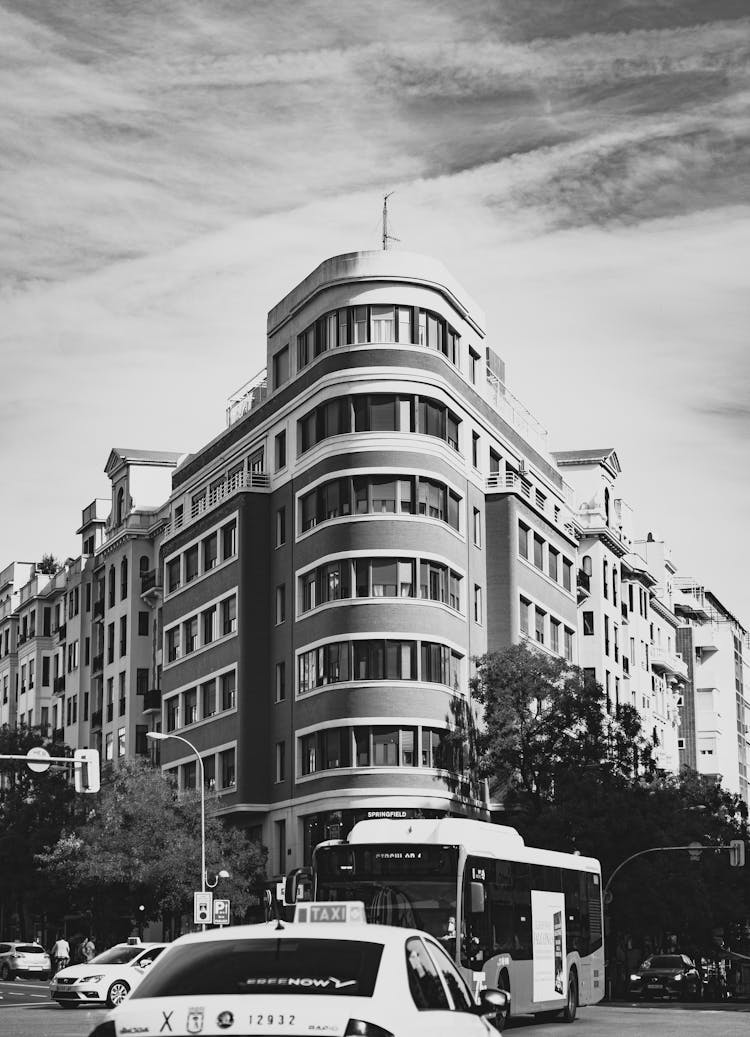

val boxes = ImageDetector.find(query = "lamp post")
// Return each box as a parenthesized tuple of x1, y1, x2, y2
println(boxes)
(147, 731, 206, 929)
(206, 869, 230, 889)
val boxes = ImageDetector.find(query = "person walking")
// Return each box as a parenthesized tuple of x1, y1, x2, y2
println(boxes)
(51, 934, 71, 975)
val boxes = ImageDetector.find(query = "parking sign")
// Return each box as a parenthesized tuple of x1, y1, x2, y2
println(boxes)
(213, 898, 230, 925)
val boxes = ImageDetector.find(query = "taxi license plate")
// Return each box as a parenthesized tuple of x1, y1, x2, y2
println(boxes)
(250, 1015, 297, 1027)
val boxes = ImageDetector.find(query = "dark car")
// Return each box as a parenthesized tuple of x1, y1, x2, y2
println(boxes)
(630, 954, 703, 1001)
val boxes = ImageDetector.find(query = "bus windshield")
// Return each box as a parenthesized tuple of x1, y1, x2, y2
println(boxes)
(314, 844, 459, 952)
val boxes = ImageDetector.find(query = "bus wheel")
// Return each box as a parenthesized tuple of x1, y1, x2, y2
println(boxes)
(561, 969, 578, 1023)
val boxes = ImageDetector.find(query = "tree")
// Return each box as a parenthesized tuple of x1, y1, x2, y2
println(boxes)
(37, 759, 268, 944)
(37, 553, 61, 575)
(0, 725, 75, 939)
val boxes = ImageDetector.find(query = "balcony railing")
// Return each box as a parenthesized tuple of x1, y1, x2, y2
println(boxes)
(92, 653, 104, 673)
(93, 599, 104, 619)
(140, 570, 157, 593)
(486, 470, 576, 540)
(651, 647, 689, 681)
(18, 632, 27, 645)
(53, 727, 64, 743)
(163, 468, 270, 540)
(56, 622, 67, 642)
(576, 570, 591, 601)
(90, 709, 102, 728)
(54, 675, 66, 695)
(226, 368, 269, 426)
(142, 688, 162, 713)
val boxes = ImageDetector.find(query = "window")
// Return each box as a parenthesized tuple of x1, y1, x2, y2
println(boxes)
(184, 687, 197, 726)
(533, 534, 544, 570)
(604, 615, 610, 656)
(203, 533, 218, 571)
(185, 545, 199, 583)
(583, 612, 594, 636)
(275, 584, 286, 624)
(550, 618, 560, 653)
(405, 937, 451, 1010)
(471, 431, 479, 468)
(138, 611, 149, 636)
(518, 521, 529, 560)
(474, 585, 482, 624)
(221, 670, 236, 710)
(276, 507, 286, 547)
(603, 559, 609, 599)
(203, 606, 216, 645)
(222, 595, 237, 635)
(275, 741, 286, 782)
(275, 429, 287, 470)
(222, 520, 237, 560)
(564, 627, 574, 662)
(166, 626, 181, 663)
(167, 557, 181, 593)
(108, 566, 115, 608)
(183, 616, 198, 655)
(119, 616, 127, 656)
(136, 668, 149, 695)
(535, 607, 545, 644)
(468, 347, 480, 385)
(120, 557, 128, 600)
(107, 622, 115, 664)
(373, 728, 399, 766)
(272, 344, 289, 388)
(473, 507, 481, 547)
(519, 597, 530, 636)
(201, 680, 216, 718)
(548, 546, 559, 582)
(562, 557, 573, 592)
(220, 748, 236, 788)
(275, 661, 286, 702)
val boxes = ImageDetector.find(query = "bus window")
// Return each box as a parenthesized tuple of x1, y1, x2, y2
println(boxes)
(511, 862, 532, 959)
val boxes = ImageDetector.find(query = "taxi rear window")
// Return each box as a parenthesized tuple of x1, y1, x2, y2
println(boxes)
(131, 939, 383, 999)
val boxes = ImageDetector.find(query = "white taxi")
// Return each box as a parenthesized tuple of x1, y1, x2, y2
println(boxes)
(51, 940, 169, 1008)
(87, 902, 508, 1037)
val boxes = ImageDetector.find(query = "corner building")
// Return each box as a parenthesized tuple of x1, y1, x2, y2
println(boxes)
(157, 251, 578, 872)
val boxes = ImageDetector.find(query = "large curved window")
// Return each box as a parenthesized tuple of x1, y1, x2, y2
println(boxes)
(299, 474, 461, 533)
(297, 638, 462, 694)
(298, 393, 460, 454)
(297, 304, 460, 371)
(300, 724, 460, 775)
(299, 556, 462, 614)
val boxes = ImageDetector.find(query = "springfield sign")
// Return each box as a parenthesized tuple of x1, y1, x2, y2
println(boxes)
(531, 890, 567, 1003)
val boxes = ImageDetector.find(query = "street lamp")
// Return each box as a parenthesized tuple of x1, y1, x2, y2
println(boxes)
(206, 869, 230, 889)
(146, 731, 206, 929)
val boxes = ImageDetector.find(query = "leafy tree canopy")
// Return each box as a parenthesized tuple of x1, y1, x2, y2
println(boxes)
(37, 553, 61, 575)
(37, 758, 267, 943)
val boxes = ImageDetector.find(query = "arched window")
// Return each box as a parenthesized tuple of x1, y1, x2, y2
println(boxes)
(612, 567, 618, 605)
(116, 487, 125, 525)
(120, 557, 128, 600)
(582, 555, 592, 577)
(604, 487, 610, 526)
(139, 555, 149, 574)
(603, 559, 609, 600)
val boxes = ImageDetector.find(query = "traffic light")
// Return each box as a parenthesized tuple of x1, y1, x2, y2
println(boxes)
(729, 839, 746, 867)
(74, 749, 100, 793)
(194, 892, 213, 925)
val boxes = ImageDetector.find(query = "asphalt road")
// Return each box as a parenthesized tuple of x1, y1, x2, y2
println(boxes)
(1, 981, 749, 1037)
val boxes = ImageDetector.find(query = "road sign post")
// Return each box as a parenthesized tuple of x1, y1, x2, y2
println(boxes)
(194, 891, 213, 925)
(213, 899, 230, 926)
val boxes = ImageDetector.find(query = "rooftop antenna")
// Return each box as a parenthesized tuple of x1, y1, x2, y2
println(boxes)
(382, 192, 400, 251)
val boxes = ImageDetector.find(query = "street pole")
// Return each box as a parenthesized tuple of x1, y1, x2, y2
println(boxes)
(146, 732, 206, 929)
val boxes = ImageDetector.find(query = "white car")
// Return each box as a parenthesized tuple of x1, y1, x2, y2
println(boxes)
(51, 940, 169, 1008)
(86, 902, 508, 1037)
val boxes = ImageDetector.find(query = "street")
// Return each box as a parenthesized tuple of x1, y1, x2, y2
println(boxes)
(2, 980, 750, 1037)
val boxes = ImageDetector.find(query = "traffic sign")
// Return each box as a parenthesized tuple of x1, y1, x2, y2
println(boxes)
(194, 891, 213, 925)
(26, 747, 51, 773)
(213, 899, 230, 925)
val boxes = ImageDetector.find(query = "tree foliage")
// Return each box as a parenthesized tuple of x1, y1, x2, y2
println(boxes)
(37, 758, 268, 944)
(0, 725, 74, 937)
(36, 553, 61, 575)
(464, 643, 749, 954)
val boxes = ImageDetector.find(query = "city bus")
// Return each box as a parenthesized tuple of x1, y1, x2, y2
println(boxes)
(286, 817, 604, 1025)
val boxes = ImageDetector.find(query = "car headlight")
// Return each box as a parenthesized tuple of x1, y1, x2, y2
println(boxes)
(80, 975, 105, 983)
(673, 973, 684, 981)
(630, 974, 641, 981)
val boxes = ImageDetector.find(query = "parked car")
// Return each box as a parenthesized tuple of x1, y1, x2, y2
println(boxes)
(0, 941, 52, 981)
(50, 940, 169, 1008)
(629, 953, 703, 1001)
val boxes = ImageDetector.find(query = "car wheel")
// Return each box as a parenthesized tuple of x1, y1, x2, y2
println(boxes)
(0, 964, 14, 982)
(561, 969, 578, 1023)
(107, 980, 130, 1007)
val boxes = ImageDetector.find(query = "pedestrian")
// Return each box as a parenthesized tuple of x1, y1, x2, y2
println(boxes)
(81, 936, 96, 962)
(51, 934, 71, 974)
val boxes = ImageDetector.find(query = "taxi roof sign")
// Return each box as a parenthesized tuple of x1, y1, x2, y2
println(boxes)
(294, 901, 367, 925)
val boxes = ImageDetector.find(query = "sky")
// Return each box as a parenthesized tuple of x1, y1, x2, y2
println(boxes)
(1, 0, 749, 621)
